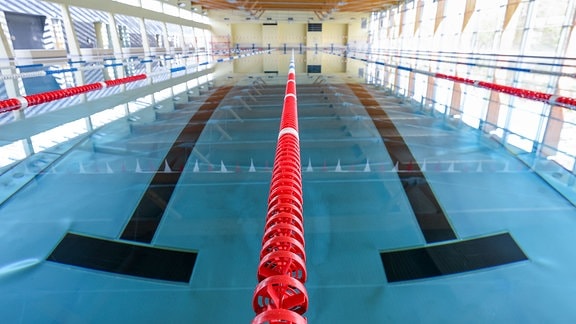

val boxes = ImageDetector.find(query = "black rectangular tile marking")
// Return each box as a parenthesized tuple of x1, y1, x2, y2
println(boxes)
(380, 233, 528, 282)
(48, 233, 197, 283)
(400, 172, 456, 243)
(121, 87, 232, 243)
(348, 84, 456, 243)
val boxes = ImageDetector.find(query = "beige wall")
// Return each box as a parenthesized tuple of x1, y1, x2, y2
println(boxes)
(262, 24, 279, 49)
(233, 55, 263, 73)
(304, 51, 346, 73)
(306, 30, 321, 48)
(263, 52, 278, 72)
(347, 16, 370, 49)
(278, 53, 306, 74)
(213, 60, 234, 81)
(228, 22, 355, 73)
(307, 23, 350, 48)
(306, 50, 322, 66)
(211, 20, 230, 39)
(232, 23, 306, 48)
(278, 23, 307, 47)
(231, 24, 262, 47)
(210, 20, 231, 52)
(322, 53, 346, 73)
(231, 23, 352, 48)
(323, 23, 348, 47)
(346, 57, 365, 76)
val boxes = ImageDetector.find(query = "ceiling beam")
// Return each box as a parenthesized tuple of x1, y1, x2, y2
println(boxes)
(192, 0, 403, 12)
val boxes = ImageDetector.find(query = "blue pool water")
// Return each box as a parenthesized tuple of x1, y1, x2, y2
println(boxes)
(0, 71, 575, 323)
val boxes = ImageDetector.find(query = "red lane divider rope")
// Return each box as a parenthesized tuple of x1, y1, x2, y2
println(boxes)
(0, 74, 147, 114)
(0, 51, 269, 116)
(252, 53, 308, 324)
(434, 72, 576, 108)
(339, 51, 576, 110)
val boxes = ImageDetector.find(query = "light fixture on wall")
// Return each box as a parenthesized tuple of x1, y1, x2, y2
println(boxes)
(178, 1, 186, 8)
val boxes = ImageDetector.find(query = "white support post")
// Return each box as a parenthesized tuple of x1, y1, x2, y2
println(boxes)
(502, 0, 535, 143)
(107, 12, 123, 59)
(59, 4, 81, 59)
(139, 17, 151, 57)
(0, 12, 25, 121)
(59, 4, 88, 103)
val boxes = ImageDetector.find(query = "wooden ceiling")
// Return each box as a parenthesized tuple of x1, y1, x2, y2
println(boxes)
(190, 0, 403, 15)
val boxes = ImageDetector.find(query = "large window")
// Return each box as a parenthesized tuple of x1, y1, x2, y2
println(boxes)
(69, 6, 111, 49)
(366, 0, 576, 173)
(115, 14, 142, 48)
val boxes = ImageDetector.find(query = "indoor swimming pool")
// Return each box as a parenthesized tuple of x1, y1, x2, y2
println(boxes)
(1, 52, 576, 323)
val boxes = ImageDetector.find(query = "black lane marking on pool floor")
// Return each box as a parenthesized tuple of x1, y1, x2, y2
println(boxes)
(380, 232, 528, 282)
(120, 86, 232, 243)
(48, 233, 197, 282)
(348, 84, 456, 243)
